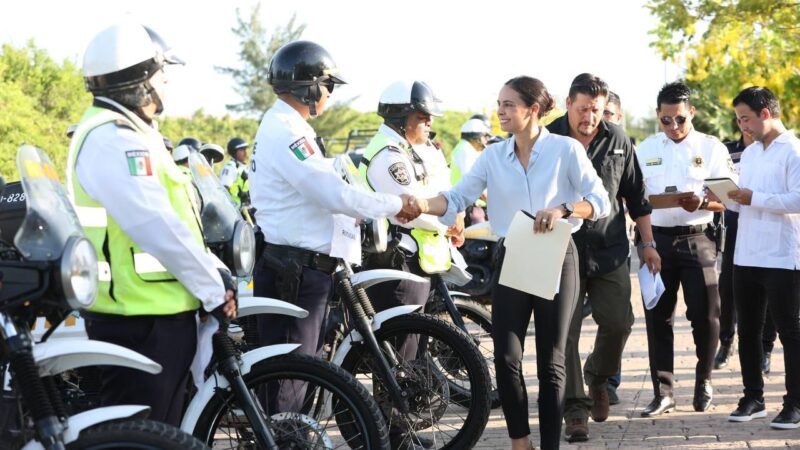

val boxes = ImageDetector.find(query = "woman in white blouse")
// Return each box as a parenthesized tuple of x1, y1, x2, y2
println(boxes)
(414, 76, 610, 449)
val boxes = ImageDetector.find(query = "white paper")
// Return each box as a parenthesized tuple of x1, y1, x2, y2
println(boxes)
(191, 315, 219, 391)
(329, 214, 362, 264)
(704, 178, 740, 209)
(638, 264, 666, 310)
(498, 211, 572, 299)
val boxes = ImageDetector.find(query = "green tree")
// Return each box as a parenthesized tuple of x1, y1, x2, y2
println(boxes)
(0, 42, 90, 180)
(647, 0, 800, 139)
(217, 3, 305, 116)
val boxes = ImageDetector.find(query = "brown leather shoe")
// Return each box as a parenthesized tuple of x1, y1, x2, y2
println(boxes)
(589, 383, 610, 422)
(564, 416, 589, 442)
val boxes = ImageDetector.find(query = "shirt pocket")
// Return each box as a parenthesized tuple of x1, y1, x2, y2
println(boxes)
(641, 163, 666, 192)
(686, 165, 710, 182)
(744, 219, 782, 258)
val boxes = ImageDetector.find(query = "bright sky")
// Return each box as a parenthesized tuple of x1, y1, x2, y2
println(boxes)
(1, 0, 682, 120)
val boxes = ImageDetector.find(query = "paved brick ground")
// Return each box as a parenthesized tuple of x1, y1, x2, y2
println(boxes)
(473, 272, 800, 449)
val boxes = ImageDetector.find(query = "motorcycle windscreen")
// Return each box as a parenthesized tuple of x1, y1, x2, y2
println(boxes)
(14, 145, 84, 261)
(187, 151, 239, 243)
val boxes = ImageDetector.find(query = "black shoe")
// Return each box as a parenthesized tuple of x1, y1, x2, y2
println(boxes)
(713, 344, 734, 369)
(771, 404, 800, 429)
(607, 385, 620, 405)
(762, 352, 772, 374)
(390, 433, 434, 450)
(641, 395, 675, 417)
(693, 380, 713, 412)
(728, 397, 767, 422)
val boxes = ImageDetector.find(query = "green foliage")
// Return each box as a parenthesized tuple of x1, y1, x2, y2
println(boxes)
(216, 3, 305, 116)
(647, 0, 800, 139)
(0, 42, 90, 180)
(159, 110, 259, 153)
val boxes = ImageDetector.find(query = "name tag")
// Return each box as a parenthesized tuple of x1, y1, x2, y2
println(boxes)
(646, 158, 662, 166)
(613, 148, 624, 155)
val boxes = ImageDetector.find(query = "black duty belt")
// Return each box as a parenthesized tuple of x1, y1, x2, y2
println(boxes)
(264, 243, 339, 274)
(652, 224, 709, 236)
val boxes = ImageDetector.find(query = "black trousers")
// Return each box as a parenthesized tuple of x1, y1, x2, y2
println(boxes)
(254, 258, 332, 412)
(492, 239, 579, 449)
(718, 219, 778, 351)
(85, 312, 197, 426)
(645, 228, 720, 397)
(364, 252, 430, 361)
(733, 265, 800, 406)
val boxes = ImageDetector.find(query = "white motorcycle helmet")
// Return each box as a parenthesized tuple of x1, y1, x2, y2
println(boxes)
(377, 80, 443, 132)
(82, 21, 184, 114)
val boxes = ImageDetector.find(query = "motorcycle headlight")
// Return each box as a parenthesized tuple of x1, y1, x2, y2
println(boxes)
(231, 220, 256, 277)
(59, 236, 98, 310)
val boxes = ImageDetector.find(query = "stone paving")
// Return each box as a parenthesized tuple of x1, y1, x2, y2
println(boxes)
(472, 273, 799, 449)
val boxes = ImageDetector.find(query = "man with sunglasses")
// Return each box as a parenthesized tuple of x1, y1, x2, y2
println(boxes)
(636, 81, 735, 417)
(547, 74, 658, 442)
(248, 42, 419, 414)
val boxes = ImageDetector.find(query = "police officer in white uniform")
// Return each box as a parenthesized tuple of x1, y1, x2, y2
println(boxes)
(249, 41, 415, 412)
(636, 82, 736, 417)
(358, 81, 458, 363)
(219, 137, 250, 204)
(450, 118, 493, 187)
(67, 21, 236, 426)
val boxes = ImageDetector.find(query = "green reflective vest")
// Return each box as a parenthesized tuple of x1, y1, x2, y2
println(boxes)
(359, 130, 451, 274)
(66, 106, 204, 316)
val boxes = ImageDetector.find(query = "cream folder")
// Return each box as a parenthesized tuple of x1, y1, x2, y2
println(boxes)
(499, 210, 572, 299)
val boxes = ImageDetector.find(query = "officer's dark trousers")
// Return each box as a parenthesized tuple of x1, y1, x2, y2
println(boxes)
(645, 228, 720, 397)
(493, 239, 579, 450)
(85, 312, 197, 426)
(734, 265, 800, 407)
(254, 259, 332, 413)
(564, 262, 634, 420)
(365, 253, 430, 361)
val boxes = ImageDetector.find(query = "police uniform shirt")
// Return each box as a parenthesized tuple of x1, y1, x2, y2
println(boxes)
(637, 129, 736, 227)
(733, 131, 800, 270)
(412, 140, 451, 195)
(219, 159, 244, 188)
(441, 127, 611, 237)
(249, 100, 402, 254)
(73, 98, 226, 311)
(366, 125, 448, 233)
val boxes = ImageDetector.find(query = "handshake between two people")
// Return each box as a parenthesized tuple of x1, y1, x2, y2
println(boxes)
(395, 194, 465, 247)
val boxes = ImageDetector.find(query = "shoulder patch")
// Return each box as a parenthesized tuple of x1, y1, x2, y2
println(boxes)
(388, 162, 411, 185)
(289, 137, 315, 161)
(126, 150, 153, 176)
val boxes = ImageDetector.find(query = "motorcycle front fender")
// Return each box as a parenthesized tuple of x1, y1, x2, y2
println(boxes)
(20, 405, 150, 449)
(33, 339, 161, 377)
(350, 269, 427, 290)
(237, 296, 308, 319)
(330, 304, 421, 367)
(180, 343, 300, 433)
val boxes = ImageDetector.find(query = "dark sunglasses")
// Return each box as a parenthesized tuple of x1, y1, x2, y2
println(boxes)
(659, 115, 688, 126)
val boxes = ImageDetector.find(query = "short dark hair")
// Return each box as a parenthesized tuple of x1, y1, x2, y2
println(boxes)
(607, 91, 621, 109)
(656, 81, 692, 109)
(733, 86, 781, 118)
(568, 73, 608, 100)
(504, 76, 555, 119)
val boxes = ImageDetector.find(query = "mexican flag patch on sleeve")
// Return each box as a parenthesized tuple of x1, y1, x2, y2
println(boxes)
(126, 150, 153, 176)
(289, 137, 315, 161)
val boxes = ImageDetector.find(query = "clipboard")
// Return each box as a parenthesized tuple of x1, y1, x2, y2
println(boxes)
(498, 210, 571, 299)
(704, 177, 740, 209)
(648, 191, 695, 209)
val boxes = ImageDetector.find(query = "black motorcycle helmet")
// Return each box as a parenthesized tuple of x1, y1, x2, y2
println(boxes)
(268, 40, 346, 117)
(178, 137, 201, 151)
(227, 137, 249, 157)
(377, 80, 443, 132)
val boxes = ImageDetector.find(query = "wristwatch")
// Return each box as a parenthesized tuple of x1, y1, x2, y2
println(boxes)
(638, 240, 657, 250)
(560, 202, 575, 218)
